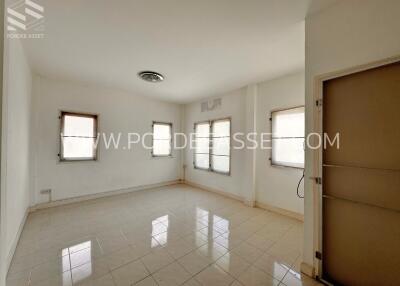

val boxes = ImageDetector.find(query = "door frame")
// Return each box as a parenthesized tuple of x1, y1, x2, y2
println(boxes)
(312, 55, 400, 283)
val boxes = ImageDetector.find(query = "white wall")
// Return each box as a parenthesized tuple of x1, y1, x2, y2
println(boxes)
(32, 76, 182, 205)
(0, 2, 3, 280)
(184, 72, 305, 211)
(256, 72, 304, 214)
(0, 38, 32, 283)
(184, 88, 247, 199)
(304, 0, 400, 270)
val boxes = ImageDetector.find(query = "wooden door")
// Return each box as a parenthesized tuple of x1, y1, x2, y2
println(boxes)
(322, 61, 400, 285)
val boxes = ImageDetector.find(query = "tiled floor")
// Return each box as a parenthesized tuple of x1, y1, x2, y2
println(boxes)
(7, 184, 322, 286)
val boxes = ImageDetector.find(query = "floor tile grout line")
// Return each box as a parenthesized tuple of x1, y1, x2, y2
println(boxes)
(67, 248, 73, 284)
(130, 259, 154, 286)
(31, 226, 290, 285)
(9, 187, 305, 286)
(108, 269, 118, 286)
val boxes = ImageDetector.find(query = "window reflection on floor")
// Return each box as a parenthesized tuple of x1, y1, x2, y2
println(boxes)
(61, 240, 93, 284)
(7, 186, 308, 286)
(152, 215, 169, 246)
(287, 266, 301, 279)
(215, 215, 229, 232)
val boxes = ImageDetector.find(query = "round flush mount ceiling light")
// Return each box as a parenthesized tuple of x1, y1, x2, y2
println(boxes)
(138, 71, 164, 83)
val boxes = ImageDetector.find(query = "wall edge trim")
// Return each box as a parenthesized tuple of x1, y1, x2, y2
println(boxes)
(30, 180, 181, 212)
(6, 207, 29, 276)
(184, 180, 304, 222)
(256, 201, 304, 222)
(300, 261, 315, 278)
(184, 180, 244, 202)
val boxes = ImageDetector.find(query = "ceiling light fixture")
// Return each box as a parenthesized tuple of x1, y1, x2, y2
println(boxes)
(138, 71, 164, 83)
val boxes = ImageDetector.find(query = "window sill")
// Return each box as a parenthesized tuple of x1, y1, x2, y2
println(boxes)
(193, 166, 231, 176)
(151, 155, 174, 159)
(58, 158, 98, 164)
(270, 163, 304, 170)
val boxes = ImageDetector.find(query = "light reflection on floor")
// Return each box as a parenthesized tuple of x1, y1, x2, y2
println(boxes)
(7, 185, 317, 286)
(62, 240, 93, 284)
(152, 215, 169, 247)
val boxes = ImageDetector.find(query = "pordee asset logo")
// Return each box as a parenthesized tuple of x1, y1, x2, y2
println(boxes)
(7, 0, 45, 39)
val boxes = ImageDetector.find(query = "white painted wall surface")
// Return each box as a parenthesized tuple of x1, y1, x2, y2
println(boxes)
(0, 38, 32, 282)
(32, 76, 182, 205)
(184, 89, 247, 199)
(256, 72, 305, 215)
(304, 0, 400, 269)
(184, 72, 305, 208)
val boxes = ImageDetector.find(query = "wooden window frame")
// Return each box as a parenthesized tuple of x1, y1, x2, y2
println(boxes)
(194, 118, 231, 175)
(152, 121, 173, 157)
(59, 111, 98, 162)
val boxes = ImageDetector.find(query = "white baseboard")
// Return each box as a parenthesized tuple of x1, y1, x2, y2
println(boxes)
(30, 180, 181, 212)
(184, 180, 244, 202)
(244, 200, 255, 207)
(300, 261, 315, 278)
(5, 181, 180, 278)
(184, 181, 304, 222)
(256, 201, 304, 222)
(5, 180, 304, 282)
(6, 207, 29, 275)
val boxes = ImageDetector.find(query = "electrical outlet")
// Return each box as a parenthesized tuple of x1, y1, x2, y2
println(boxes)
(40, 189, 52, 202)
(40, 189, 51, 194)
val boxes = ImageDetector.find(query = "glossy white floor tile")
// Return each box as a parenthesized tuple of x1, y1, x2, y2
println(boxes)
(7, 184, 321, 286)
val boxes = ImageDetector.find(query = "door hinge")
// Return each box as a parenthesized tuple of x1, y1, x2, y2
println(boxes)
(315, 251, 322, 260)
(316, 99, 323, 107)
(310, 177, 322, 185)
(310, 176, 322, 185)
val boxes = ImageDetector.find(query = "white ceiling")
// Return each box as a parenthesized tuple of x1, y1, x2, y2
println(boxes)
(22, 0, 336, 103)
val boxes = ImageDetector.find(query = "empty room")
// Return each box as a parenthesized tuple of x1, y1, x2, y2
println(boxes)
(1, 0, 399, 285)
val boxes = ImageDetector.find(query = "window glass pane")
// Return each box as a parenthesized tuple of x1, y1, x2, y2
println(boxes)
(212, 120, 230, 137)
(194, 120, 230, 173)
(195, 137, 210, 154)
(212, 155, 230, 173)
(195, 153, 209, 169)
(63, 115, 95, 137)
(195, 123, 210, 138)
(212, 137, 230, 156)
(62, 137, 95, 159)
(272, 107, 304, 138)
(153, 124, 171, 140)
(272, 138, 304, 168)
(153, 139, 171, 156)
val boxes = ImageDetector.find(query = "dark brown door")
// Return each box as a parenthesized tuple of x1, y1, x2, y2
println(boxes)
(322, 61, 400, 285)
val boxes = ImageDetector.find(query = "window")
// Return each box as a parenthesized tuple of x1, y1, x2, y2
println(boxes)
(194, 118, 230, 174)
(211, 119, 230, 173)
(60, 112, 98, 161)
(152, 122, 172, 157)
(194, 122, 210, 169)
(271, 106, 304, 168)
